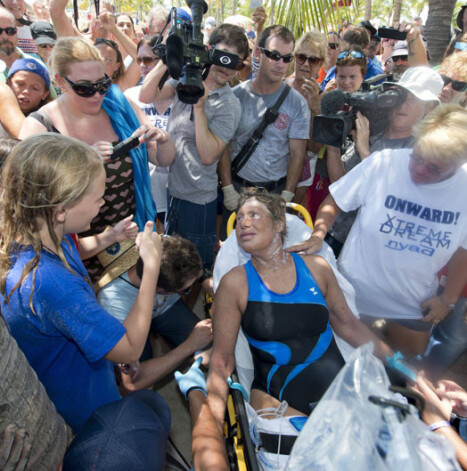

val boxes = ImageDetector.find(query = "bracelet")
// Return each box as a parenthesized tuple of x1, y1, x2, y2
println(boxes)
(428, 420, 451, 432)
(439, 294, 456, 310)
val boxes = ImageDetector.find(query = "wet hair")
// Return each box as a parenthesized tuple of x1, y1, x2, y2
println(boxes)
(94, 37, 125, 82)
(237, 187, 287, 242)
(258, 25, 295, 49)
(208, 23, 250, 61)
(439, 51, 467, 82)
(0, 134, 103, 310)
(294, 31, 328, 64)
(135, 235, 202, 292)
(336, 45, 367, 78)
(342, 26, 370, 49)
(0, 137, 20, 172)
(413, 104, 467, 164)
(51, 37, 104, 77)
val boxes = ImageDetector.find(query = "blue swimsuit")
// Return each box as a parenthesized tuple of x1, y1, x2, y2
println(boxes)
(242, 253, 345, 414)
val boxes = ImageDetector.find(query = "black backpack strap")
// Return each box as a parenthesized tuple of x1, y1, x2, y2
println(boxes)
(231, 84, 291, 178)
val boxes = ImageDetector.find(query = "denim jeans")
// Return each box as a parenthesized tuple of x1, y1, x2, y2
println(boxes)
(166, 194, 217, 270)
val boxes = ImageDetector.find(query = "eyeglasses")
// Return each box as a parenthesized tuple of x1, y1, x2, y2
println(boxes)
(337, 50, 364, 60)
(328, 43, 339, 50)
(295, 53, 322, 66)
(260, 47, 294, 63)
(0, 27, 17, 36)
(393, 55, 408, 63)
(62, 75, 112, 97)
(136, 56, 158, 66)
(440, 74, 467, 92)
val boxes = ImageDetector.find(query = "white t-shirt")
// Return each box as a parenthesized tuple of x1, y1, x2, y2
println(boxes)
(331, 148, 467, 321)
(125, 85, 171, 213)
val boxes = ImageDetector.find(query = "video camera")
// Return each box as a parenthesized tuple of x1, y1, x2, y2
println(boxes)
(312, 76, 407, 147)
(154, 0, 240, 104)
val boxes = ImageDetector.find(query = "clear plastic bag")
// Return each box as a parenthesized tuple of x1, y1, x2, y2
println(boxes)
(286, 343, 461, 471)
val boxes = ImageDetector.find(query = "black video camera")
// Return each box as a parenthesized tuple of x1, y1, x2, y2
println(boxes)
(154, 0, 239, 104)
(312, 76, 406, 147)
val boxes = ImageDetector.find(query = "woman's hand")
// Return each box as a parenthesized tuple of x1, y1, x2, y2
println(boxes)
(136, 221, 161, 267)
(302, 78, 321, 116)
(323, 79, 337, 93)
(438, 380, 467, 418)
(412, 373, 452, 425)
(286, 234, 323, 254)
(421, 296, 452, 325)
(98, 10, 117, 33)
(111, 215, 138, 242)
(132, 124, 170, 151)
(0, 424, 31, 471)
(92, 140, 114, 162)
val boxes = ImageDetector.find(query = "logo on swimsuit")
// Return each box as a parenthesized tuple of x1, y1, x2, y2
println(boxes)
(309, 287, 318, 295)
(106, 242, 121, 256)
(274, 112, 290, 130)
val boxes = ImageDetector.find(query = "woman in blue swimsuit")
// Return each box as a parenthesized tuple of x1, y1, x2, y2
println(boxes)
(207, 188, 393, 425)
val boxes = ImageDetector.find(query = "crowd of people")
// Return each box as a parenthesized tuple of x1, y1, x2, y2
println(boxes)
(0, 0, 466, 469)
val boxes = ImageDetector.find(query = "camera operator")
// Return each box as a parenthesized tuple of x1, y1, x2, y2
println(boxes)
(139, 23, 249, 273)
(323, 66, 443, 257)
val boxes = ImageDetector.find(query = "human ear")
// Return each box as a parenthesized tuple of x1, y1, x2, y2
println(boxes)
(54, 208, 67, 224)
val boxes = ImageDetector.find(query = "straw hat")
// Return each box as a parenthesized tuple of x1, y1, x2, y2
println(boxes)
(94, 230, 139, 292)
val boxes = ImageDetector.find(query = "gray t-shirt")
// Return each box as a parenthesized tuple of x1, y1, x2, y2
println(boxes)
(231, 81, 310, 182)
(330, 133, 415, 243)
(168, 83, 241, 204)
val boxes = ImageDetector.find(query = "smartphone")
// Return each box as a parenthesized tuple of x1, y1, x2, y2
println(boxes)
(111, 135, 140, 160)
(378, 27, 407, 41)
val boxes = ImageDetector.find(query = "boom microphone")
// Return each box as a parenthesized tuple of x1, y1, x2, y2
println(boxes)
(320, 89, 347, 114)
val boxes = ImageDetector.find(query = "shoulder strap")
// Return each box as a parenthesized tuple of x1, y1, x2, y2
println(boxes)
(231, 84, 291, 178)
(28, 111, 60, 133)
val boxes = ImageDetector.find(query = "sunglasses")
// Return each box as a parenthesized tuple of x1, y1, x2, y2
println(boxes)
(328, 43, 339, 50)
(136, 56, 158, 66)
(440, 74, 467, 92)
(260, 47, 294, 63)
(63, 75, 112, 97)
(393, 55, 408, 63)
(0, 27, 17, 36)
(295, 53, 322, 66)
(337, 50, 364, 60)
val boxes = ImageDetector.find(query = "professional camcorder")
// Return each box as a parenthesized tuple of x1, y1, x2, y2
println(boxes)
(312, 76, 407, 147)
(154, 0, 239, 104)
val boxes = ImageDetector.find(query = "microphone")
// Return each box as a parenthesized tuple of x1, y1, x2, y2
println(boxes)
(320, 89, 347, 114)
(208, 48, 239, 70)
(165, 34, 184, 80)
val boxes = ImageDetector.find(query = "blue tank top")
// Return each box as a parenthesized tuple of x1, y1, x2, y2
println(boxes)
(242, 253, 345, 414)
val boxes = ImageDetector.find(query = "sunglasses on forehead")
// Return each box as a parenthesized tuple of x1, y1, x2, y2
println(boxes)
(0, 26, 17, 36)
(295, 53, 322, 66)
(63, 75, 112, 97)
(337, 50, 364, 60)
(260, 47, 294, 63)
(440, 74, 467, 92)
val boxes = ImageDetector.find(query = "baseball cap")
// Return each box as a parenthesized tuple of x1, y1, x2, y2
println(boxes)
(30, 21, 56, 46)
(63, 391, 171, 471)
(386, 66, 443, 103)
(7, 58, 51, 89)
(176, 8, 191, 23)
(391, 40, 409, 58)
(205, 16, 216, 28)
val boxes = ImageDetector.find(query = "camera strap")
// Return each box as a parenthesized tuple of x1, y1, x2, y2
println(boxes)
(231, 84, 291, 178)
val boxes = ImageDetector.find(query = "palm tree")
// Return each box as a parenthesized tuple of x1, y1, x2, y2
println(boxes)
(425, 0, 457, 64)
(0, 315, 70, 470)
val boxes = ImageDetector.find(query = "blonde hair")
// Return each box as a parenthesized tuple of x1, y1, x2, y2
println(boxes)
(51, 36, 104, 77)
(413, 104, 467, 164)
(439, 51, 467, 82)
(294, 31, 328, 65)
(0, 134, 103, 310)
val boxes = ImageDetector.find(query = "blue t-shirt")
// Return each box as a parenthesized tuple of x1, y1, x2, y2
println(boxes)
(1, 235, 126, 432)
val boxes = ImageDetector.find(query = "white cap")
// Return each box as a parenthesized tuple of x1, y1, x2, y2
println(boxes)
(392, 66, 443, 103)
